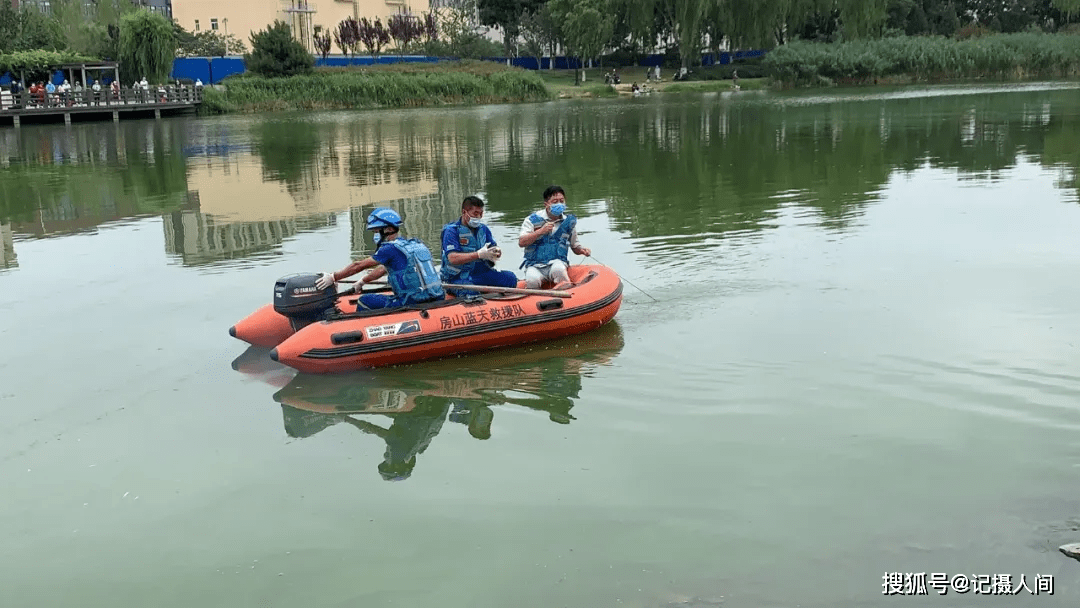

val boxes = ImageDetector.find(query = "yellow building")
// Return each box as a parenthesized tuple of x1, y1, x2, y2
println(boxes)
(172, 0, 425, 53)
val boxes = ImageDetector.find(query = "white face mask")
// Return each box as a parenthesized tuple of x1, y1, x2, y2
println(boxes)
(467, 217, 482, 229)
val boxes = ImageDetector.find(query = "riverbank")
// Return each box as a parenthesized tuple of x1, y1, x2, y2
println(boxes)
(764, 32, 1080, 87)
(199, 33, 1080, 116)
(199, 60, 551, 114)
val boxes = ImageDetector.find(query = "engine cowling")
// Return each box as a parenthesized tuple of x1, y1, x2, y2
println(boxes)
(273, 273, 339, 325)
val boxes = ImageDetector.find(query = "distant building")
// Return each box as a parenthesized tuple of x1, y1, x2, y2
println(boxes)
(171, 0, 425, 53)
(12, 0, 170, 18)
(141, 0, 172, 18)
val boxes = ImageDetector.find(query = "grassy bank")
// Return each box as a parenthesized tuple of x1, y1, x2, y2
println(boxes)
(764, 32, 1080, 87)
(200, 60, 552, 114)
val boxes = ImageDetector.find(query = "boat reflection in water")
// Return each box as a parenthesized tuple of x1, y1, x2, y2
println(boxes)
(260, 321, 625, 481)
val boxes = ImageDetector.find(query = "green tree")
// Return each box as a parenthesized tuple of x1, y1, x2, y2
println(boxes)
(838, 0, 890, 38)
(176, 27, 247, 57)
(549, 0, 615, 84)
(118, 9, 175, 83)
(478, 0, 545, 56)
(520, 5, 557, 67)
(4, 5, 66, 53)
(0, 1, 19, 54)
(245, 20, 314, 78)
(1054, 0, 1080, 16)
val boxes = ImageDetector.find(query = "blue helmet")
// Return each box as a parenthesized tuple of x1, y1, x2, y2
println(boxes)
(366, 207, 403, 231)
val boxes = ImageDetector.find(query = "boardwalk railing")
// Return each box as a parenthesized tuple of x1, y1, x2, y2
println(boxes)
(1, 84, 204, 113)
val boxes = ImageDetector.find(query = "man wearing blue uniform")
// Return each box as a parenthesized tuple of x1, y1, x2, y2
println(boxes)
(440, 195, 518, 296)
(518, 185, 591, 289)
(315, 207, 445, 310)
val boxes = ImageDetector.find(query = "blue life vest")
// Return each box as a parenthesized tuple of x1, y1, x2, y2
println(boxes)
(385, 238, 445, 304)
(440, 220, 492, 283)
(521, 213, 576, 269)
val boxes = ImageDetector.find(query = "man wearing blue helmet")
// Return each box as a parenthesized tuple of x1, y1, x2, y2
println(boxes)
(440, 195, 518, 296)
(315, 207, 445, 309)
(517, 185, 591, 289)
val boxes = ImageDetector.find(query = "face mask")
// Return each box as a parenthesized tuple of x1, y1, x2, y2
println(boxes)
(467, 217, 483, 229)
(549, 203, 566, 217)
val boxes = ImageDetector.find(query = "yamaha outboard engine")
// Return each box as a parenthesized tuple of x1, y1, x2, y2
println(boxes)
(273, 273, 340, 330)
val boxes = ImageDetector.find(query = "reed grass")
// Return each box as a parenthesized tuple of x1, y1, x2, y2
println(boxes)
(202, 62, 552, 114)
(764, 33, 1080, 87)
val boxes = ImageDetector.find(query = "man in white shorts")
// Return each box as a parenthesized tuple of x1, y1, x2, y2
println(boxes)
(517, 185, 591, 289)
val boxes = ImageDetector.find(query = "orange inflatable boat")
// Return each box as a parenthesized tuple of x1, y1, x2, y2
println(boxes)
(231, 264, 623, 373)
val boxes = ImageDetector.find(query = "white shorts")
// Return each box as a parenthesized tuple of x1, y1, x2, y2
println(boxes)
(523, 260, 570, 288)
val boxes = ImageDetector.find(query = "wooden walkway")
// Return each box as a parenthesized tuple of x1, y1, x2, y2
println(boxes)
(0, 85, 203, 127)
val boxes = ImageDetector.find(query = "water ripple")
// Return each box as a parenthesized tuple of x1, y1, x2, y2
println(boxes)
(866, 355, 1080, 431)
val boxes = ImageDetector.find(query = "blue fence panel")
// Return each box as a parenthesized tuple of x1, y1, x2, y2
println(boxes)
(315, 56, 350, 67)
(734, 49, 766, 60)
(511, 57, 539, 70)
(0, 71, 65, 85)
(171, 57, 212, 83)
(210, 57, 246, 83)
(167, 50, 767, 84)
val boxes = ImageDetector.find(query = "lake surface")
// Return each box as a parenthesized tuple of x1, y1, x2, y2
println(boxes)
(3, 82, 1080, 607)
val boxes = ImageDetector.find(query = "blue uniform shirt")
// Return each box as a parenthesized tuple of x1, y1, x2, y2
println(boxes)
(442, 220, 497, 255)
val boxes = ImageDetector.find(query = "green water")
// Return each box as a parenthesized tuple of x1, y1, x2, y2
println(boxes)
(3, 82, 1080, 607)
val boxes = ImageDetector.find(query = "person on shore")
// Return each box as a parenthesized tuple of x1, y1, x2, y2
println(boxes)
(440, 195, 518, 296)
(517, 185, 591, 289)
(315, 207, 445, 310)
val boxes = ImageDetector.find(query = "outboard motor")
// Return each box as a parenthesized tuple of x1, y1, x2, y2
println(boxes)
(273, 273, 340, 330)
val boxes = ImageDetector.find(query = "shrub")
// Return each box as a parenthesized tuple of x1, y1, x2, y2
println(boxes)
(245, 20, 314, 78)
(210, 65, 551, 112)
(764, 33, 1080, 86)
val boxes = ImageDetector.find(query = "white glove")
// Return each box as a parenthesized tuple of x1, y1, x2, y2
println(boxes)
(477, 244, 497, 262)
(490, 246, 502, 260)
(315, 272, 336, 290)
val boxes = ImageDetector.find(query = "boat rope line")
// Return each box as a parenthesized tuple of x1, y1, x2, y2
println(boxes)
(299, 284, 624, 360)
(583, 255, 659, 303)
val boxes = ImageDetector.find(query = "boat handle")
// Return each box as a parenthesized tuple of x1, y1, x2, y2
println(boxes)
(331, 331, 365, 345)
(536, 299, 564, 311)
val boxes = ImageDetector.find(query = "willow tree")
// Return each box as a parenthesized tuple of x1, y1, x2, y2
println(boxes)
(1053, 0, 1080, 15)
(836, 0, 889, 38)
(548, 0, 615, 84)
(52, 0, 138, 60)
(118, 9, 175, 84)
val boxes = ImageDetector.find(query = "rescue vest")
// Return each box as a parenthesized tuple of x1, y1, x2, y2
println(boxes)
(521, 213, 576, 269)
(440, 220, 492, 283)
(383, 238, 445, 304)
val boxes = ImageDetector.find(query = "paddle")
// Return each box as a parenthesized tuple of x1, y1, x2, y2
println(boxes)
(339, 278, 572, 298)
(333, 282, 393, 298)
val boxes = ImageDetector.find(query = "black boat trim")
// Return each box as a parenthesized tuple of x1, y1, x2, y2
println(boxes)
(298, 282, 622, 360)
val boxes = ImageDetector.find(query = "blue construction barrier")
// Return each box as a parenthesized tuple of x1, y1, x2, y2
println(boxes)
(2, 70, 73, 86)
(171, 57, 212, 83)
(210, 57, 247, 83)
(315, 55, 443, 68)
(168, 50, 768, 84)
